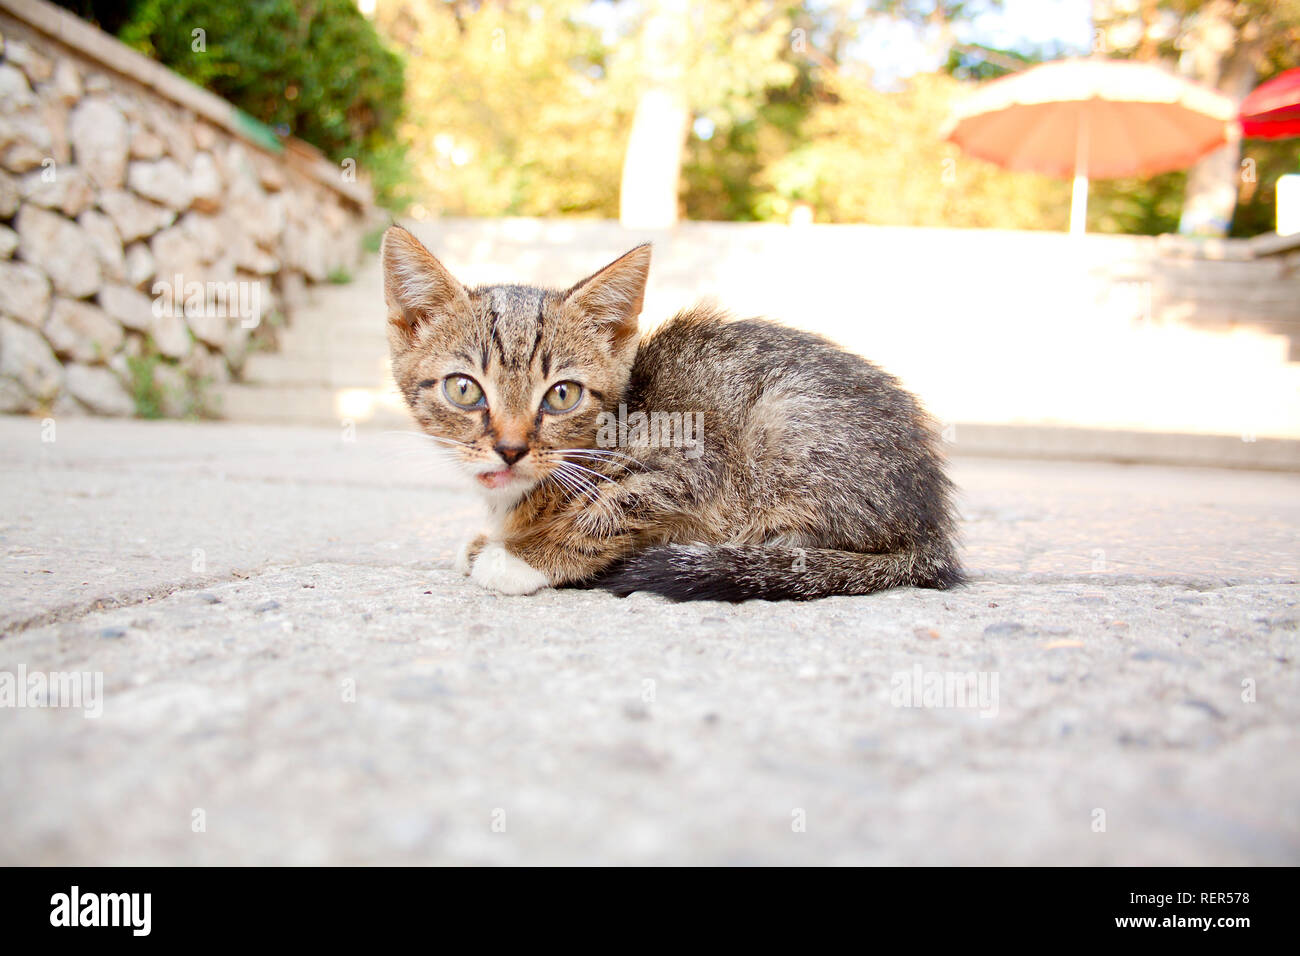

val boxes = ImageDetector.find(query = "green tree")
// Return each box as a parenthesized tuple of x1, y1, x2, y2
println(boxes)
(120, 0, 406, 204)
(1094, 0, 1300, 236)
(614, 0, 797, 226)
(759, 70, 1070, 228)
(374, 0, 626, 217)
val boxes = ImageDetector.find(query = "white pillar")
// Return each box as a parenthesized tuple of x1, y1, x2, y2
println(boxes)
(1069, 108, 1090, 235)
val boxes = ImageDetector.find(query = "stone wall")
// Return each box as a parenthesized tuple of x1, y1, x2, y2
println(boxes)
(0, 0, 371, 417)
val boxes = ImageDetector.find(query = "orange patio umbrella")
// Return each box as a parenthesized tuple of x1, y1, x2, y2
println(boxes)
(942, 58, 1237, 234)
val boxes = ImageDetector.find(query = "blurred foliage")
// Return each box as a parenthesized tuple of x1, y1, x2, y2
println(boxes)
(683, 98, 806, 221)
(374, 0, 626, 217)
(125, 352, 165, 420)
(1091, 0, 1300, 234)
(674, 1, 809, 221)
(640, 0, 799, 121)
(1233, 139, 1300, 236)
(943, 41, 1069, 81)
(50, 0, 143, 34)
(1087, 141, 1300, 236)
(54, 0, 1300, 233)
(111, 0, 406, 206)
(757, 70, 1070, 227)
(1093, 0, 1300, 74)
(1088, 171, 1187, 235)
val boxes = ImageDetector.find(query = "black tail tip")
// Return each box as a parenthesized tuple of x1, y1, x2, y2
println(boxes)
(593, 546, 766, 602)
(929, 563, 967, 590)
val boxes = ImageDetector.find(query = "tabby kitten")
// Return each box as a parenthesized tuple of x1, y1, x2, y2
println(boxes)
(382, 225, 963, 601)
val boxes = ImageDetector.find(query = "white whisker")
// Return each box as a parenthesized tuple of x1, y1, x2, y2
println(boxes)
(561, 460, 615, 484)
(381, 430, 473, 448)
(552, 446, 641, 463)
(551, 462, 600, 502)
(551, 448, 647, 473)
(547, 466, 591, 503)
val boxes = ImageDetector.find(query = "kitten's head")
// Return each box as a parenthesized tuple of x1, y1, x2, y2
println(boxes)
(381, 225, 650, 503)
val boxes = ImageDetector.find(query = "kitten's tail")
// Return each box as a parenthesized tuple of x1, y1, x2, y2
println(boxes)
(598, 542, 964, 602)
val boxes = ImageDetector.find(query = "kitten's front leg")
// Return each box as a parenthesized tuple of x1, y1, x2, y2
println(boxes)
(470, 541, 551, 595)
(468, 474, 668, 594)
(500, 479, 654, 587)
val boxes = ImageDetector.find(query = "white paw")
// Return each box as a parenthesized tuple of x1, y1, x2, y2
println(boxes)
(454, 538, 475, 575)
(470, 543, 550, 595)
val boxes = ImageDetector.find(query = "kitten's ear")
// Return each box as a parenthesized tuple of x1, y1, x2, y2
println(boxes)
(563, 243, 651, 349)
(381, 225, 469, 345)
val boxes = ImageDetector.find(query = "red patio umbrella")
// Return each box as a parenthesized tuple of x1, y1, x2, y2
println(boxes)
(942, 58, 1235, 234)
(1239, 68, 1300, 139)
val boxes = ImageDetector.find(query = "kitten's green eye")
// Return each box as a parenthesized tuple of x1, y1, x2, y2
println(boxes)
(542, 381, 583, 413)
(444, 375, 485, 409)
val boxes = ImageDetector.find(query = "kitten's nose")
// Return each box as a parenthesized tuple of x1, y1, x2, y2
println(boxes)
(494, 442, 528, 466)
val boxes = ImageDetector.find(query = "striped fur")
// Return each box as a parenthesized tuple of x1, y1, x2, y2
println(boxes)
(382, 226, 963, 601)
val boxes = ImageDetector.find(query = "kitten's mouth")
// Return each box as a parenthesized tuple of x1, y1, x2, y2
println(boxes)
(476, 469, 516, 489)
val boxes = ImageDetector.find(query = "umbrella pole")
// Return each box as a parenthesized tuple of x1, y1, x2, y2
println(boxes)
(1069, 109, 1090, 235)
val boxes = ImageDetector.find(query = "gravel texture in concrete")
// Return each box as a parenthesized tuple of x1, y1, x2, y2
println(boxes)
(0, 416, 1297, 864)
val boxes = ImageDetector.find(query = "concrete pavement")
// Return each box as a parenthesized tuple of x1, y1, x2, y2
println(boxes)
(1, 415, 1297, 864)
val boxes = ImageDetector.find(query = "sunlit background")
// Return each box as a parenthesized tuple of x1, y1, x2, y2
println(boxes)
(53, 0, 1300, 442)
(71, 0, 1296, 234)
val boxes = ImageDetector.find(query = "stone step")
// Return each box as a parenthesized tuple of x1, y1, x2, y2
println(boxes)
(241, 351, 392, 388)
(215, 383, 409, 427)
(273, 325, 389, 356)
(219, 256, 396, 425)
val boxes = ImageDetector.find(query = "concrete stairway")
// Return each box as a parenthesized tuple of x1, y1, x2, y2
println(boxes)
(216, 255, 408, 427)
